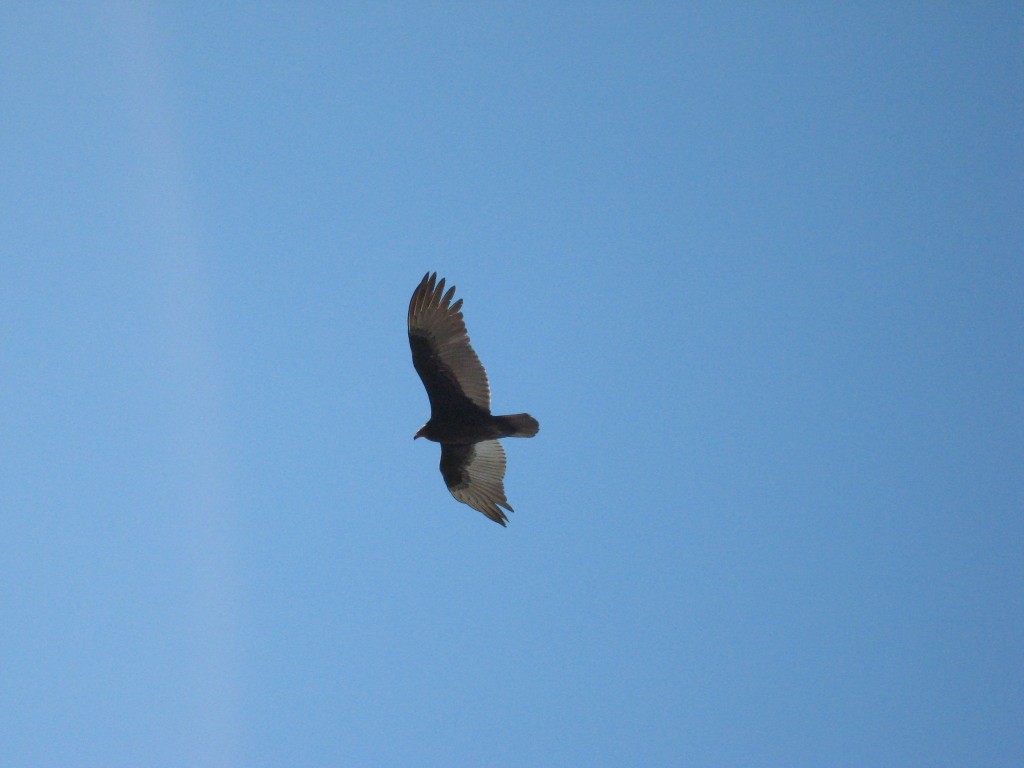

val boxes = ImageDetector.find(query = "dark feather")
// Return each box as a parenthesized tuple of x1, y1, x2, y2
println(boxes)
(408, 272, 539, 524)
(407, 272, 491, 418)
(440, 441, 513, 526)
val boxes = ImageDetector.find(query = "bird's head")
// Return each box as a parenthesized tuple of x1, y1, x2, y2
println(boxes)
(414, 424, 428, 440)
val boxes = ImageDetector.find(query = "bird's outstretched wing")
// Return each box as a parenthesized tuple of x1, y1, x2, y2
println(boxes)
(440, 440, 513, 525)
(408, 272, 491, 417)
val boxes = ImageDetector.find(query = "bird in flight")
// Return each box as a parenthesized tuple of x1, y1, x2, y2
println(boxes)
(408, 272, 539, 525)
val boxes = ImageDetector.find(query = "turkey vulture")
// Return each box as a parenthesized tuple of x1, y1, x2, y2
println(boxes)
(408, 272, 539, 525)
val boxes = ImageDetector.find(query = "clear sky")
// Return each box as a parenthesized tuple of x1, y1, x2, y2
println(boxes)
(2, 3, 1022, 766)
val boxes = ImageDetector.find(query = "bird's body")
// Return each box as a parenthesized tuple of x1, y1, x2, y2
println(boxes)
(415, 411, 535, 444)
(408, 272, 538, 525)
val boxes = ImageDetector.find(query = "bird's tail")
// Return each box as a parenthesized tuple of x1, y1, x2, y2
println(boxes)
(497, 413, 540, 438)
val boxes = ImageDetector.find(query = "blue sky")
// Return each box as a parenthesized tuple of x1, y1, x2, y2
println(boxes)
(2, 3, 1022, 766)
